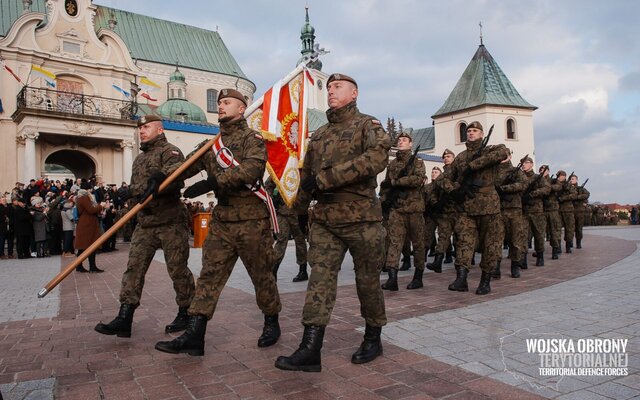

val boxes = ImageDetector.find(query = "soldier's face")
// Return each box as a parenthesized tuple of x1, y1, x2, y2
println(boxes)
(443, 154, 454, 165)
(397, 137, 412, 151)
(327, 81, 357, 109)
(558, 175, 566, 182)
(218, 98, 246, 122)
(139, 121, 163, 143)
(431, 169, 441, 180)
(522, 160, 533, 172)
(570, 176, 578, 184)
(466, 127, 483, 142)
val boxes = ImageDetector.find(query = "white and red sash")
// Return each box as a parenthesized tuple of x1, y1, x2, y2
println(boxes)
(211, 136, 280, 233)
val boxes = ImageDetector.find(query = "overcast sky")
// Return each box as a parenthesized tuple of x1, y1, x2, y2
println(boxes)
(98, 0, 640, 204)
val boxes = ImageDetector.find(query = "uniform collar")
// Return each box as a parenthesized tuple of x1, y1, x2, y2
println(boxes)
(220, 117, 248, 133)
(140, 133, 167, 152)
(465, 138, 483, 152)
(326, 101, 358, 123)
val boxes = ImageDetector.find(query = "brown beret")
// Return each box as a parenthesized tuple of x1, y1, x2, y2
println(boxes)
(396, 131, 412, 141)
(326, 73, 358, 88)
(218, 88, 247, 106)
(522, 156, 533, 163)
(539, 164, 549, 172)
(467, 121, 483, 131)
(137, 114, 162, 127)
(442, 148, 455, 158)
(557, 170, 567, 177)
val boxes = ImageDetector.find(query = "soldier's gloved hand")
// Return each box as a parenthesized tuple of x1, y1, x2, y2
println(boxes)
(183, 177, 217, 199)
(140, 170, 166, 202)
(301, 176, 319, 193)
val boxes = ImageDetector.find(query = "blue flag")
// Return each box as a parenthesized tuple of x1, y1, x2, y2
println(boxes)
(112, 84, 131, 98)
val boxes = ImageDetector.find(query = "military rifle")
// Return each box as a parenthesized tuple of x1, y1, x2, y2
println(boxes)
(580, 178, 589, 189)
(381, 146, 421, 213)
(497, 154, 528, 201)
(456, 124, 494, 200)
(522, 165, 549, 205)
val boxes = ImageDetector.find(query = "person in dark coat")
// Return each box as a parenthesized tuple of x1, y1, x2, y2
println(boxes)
(74, 189, 104, 272)
(30, 197, 48, 258)
(12, 197, 32, 259)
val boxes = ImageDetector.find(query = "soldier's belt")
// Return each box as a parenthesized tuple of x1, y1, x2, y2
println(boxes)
(316, 192, 368, 203)
(217, 196, 263, 206)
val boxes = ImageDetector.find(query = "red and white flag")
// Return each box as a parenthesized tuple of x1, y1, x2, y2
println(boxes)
(245, 65, 315, 206)
(0, 58, 22, 83)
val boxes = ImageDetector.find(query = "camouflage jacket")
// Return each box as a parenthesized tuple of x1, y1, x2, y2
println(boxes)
(441, 139, 510, 216)
(423, 181, 437, 217)
(558, 182, 577, 212)
(265, 178, 296, 217)
(130, 133, 187, 228)
(522, 170, 551, 214)
(572, 185, 590, 211)
(496, 162, 528, 210)
(430, 164, 459, 215)
(299, 101, 391, 224)
(380, 149, 425, 213)
(172, 118, 269, 222)
(543, 177, 562, 211)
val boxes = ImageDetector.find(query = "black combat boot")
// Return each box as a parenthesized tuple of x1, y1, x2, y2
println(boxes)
(399, 257, 411, 271)
(576, 239, 582, 249)
(536, 252, 544, 267)
(475, 271, 492, 295)
(75, 264, 89, 273)
(165, 306, 190, 333)
(426, 254, 443, 273)
(491, 260, 501, 280)
(471, 253, 476, 265)
(444, 250, 454, 264)
(521, 253, 528, 269)
(351, 325, 383, 364)
(565, 241, 572, 254)
(275, 325, 325, 372)
(258, 314, 281, 347)
(381, 269, 398, 291)
(448, 266, 469, 292)
(428, 244, 436, 257)
(406, 268, 424, 289)
(292, 263, 308, 282)
(94, 303, 137, 337)
(552, 247, 560, 260)
(155, 314, 207, 356)
(510, 260, 521, 278)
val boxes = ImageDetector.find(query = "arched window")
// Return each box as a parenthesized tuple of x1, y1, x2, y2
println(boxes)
(458, 122, 468, 143)
(206, 89, 218, 113)
(507, 118, 516, 139)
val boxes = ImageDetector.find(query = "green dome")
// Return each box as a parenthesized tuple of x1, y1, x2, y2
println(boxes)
(156, 99, 207, 123)
(301, 22, 314, 35)
(169, 68, 185, 82)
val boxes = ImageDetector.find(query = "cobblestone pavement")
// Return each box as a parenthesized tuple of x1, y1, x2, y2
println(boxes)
(0, 226, 637, 399)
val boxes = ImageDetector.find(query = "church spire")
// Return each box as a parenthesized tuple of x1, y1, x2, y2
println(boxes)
(297, 6, 322, 70)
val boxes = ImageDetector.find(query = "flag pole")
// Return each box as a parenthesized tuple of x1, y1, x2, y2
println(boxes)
(244, 63, 305, 117)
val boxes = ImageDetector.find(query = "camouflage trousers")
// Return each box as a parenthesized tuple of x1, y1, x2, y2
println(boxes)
(526, 212, 547, 253)
(454, 213, 503, 273)
(560, 211, 575, 242)
(189, 217, 281, 319)
(120, 223, 194, 307)
(424, 214, 437, 255)
(574, 210, 585, 242)
(385, 211, 425, 270)
(545, 210, 562, 249)
(502, 208, 527, 262)
(273, 213, 308, 267)
(302, 221, 387, 327)
(435, 212, 457, 254)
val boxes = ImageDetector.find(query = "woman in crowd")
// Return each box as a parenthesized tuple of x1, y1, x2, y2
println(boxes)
(74, 189, 104, 273)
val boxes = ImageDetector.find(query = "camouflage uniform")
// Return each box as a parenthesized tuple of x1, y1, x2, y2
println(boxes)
(266, 180, 308, 269)
(422, 181, 438, 258)
(573, 184, 590, 247)
(543, 176, 563, 254)
(522, 170, 551, 256)
(119, 133, 194, 308)
(496, 162, 528, 263)
(298, 101, 391, 327)
(431, 166, 459, 257)
(442, 140, 510, 273)
(558, 183, 577, 246)
(171, 118, 281, 320)
(380, 149, 426, 271)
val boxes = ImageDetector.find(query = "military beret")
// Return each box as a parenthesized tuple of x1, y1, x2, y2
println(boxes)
(539, 164, 549, 172)
(137, 114, 162, 127)
(218, 88, 247, 106)
(326, 73, 358, 88)
(432, 166, 442, 172)
(396, 131, 412, 141)
(557, 170, 567, 177)
(467, 121, 483, 131)
(522, 156, 533, 163)
(442, 148, 455, 158)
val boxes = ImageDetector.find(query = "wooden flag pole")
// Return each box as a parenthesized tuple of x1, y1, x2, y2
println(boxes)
(37, 136, 219, 298)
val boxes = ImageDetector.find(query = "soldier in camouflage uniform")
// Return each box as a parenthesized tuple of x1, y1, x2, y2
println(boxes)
(275, 73, 391, 372)
(541, 166, 563, 259)
(571, 174, 590, 249)
(440, 122, 510, 295)
(423, 167, 441, 267)
(265, 178, 309, 282)
(522, 158, 551, 267)
(426, 149, 458, 274)
(95, 114, 195, 338)
(557, 171, 577, 253)
(155, 89, 282, 356)
(379, 131, 426, 290)
(495, 153, 528, 278)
